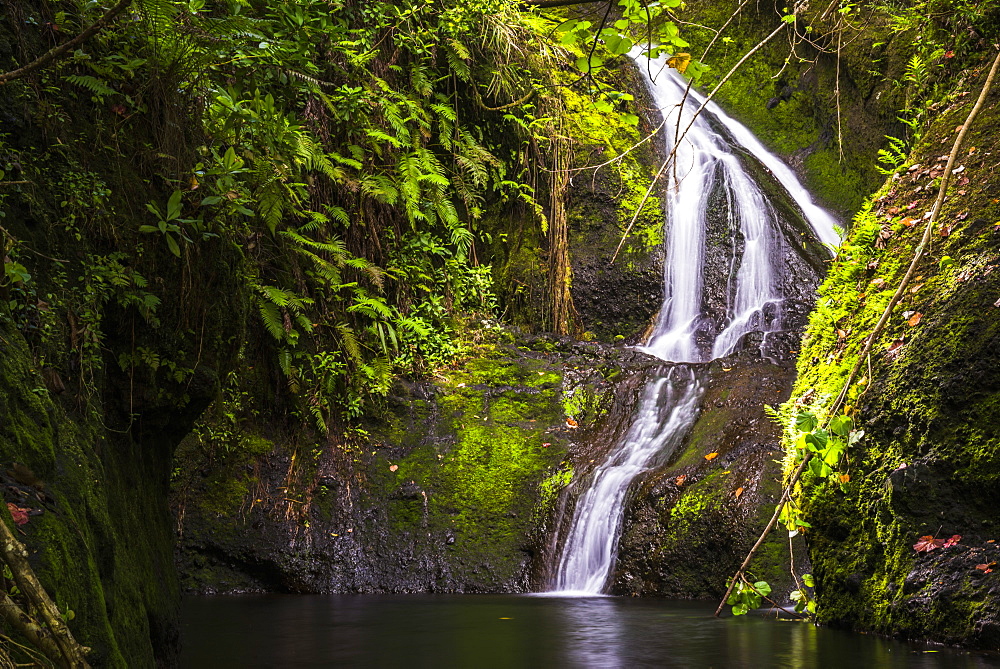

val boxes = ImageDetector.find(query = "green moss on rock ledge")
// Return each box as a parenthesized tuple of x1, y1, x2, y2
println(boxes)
(171, 333, 649, 594)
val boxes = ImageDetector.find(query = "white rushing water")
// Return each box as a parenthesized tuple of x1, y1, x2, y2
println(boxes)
(549, 56, 840, 595)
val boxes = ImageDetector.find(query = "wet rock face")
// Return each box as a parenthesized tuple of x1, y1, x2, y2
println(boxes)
(609, 353, 806, 600)
(172, 335, 662, 595)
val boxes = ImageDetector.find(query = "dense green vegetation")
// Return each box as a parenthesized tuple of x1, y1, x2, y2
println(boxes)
(2, 0, 1000, 663)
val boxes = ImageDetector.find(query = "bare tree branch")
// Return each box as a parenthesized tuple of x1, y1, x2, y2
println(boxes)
(523, 0, 608, 9)
(0, 0, 134, 86)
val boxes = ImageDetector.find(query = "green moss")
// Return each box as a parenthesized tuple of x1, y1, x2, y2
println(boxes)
(383, 351, 568, 569)
(782, 60, 1000, 645)
(683, 0, 907, 220)
(0, 314, 178, 666)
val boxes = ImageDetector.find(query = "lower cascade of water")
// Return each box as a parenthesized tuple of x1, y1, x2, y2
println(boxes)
(547, 55, 839, 595)
(552, 367, 702, 594)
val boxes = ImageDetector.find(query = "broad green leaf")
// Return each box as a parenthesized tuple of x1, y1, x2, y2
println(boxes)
(753, 581, 771, 597)
(732, 603, 748, 616)
(795, 411, 818, 432)
(830, 415, 853, 437)
(166, 190, 183, 221)
(165, 234, 181, 257)
(802, 574, 815, 588)
(604, 33, 634, 55)
(804, 429, 829, 451)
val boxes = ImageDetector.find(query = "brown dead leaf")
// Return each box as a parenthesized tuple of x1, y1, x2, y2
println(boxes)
(839, 474, 850, 484)
(909, 283, 924, 294)
(5, 503, 30, 526)
(914, 535, 945, 552)
(939, 224, 953, 237)
(566, 417, 579, 428)
(900, 217, 918, 227)
(675, 474, 687, 486)
(908, 312, 923, 327)
(389, 464, 398, 472)
(704, 452, 719, 461)
(734, 487, 744, 499)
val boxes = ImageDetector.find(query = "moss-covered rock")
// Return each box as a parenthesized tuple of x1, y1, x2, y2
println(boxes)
(0, 309, 213, 666)
(684, 0, 910, 219)
(785, 52, 1000, 648)
(171, 330, 661, 593)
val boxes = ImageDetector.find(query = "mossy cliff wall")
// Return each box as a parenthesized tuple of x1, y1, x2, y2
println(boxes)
(685, 0, 911, 219)
(786, 52, 1000, 647)
(171, 333, 659, 593)
(0, 311, 217, 666)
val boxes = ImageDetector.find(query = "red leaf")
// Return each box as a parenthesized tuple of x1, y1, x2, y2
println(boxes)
(6, 503, 29, 526)
(914, 535, 945, 552)
(943, 534, 962, 548)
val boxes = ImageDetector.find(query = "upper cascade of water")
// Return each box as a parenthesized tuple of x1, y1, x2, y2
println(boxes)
(547, 56, 840, 596)
(634, 54, 840, 363)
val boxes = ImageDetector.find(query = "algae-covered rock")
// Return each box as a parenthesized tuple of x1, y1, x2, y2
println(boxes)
(172, 332, 660, 593)
(0, 312, 213, 666)
(786, 55, 1000, 648)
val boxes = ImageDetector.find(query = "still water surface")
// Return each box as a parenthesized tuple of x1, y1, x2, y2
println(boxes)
(181, 594, 999, 668)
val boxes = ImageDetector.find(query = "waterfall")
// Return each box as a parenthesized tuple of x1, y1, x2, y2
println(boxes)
(548, 56, 839, 595)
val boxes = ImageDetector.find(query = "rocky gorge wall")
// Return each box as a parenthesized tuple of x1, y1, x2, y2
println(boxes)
(787, 52, 1000, 648)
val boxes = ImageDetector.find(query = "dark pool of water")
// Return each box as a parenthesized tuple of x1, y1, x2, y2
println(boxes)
(180, 594, 1000, 668)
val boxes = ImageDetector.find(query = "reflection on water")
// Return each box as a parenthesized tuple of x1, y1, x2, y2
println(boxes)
(181, 594, 1000, 668)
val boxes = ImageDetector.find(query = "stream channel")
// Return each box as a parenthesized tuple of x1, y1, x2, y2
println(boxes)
(179, 58, 992, 666)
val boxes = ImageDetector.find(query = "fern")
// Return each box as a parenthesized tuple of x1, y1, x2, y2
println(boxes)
(65, 75, 117, 99)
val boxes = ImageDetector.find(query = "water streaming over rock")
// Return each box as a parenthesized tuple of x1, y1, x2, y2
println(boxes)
(549, 56, 840, 595)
